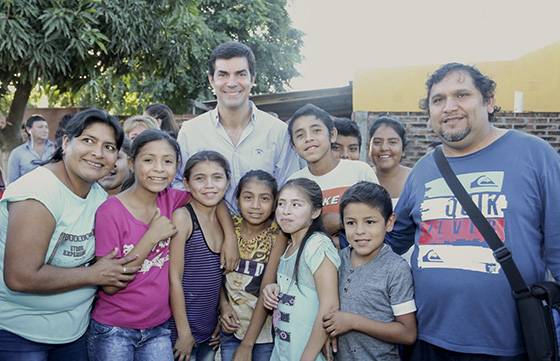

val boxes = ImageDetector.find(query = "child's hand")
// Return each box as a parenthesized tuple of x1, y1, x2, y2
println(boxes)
(209, 323, 221, 350)
(323, 310, 355, 337)
(173, 333, 195, 361)
(233, 342, 253, 361)
(262, 283, 280, 310)
(147, 209, 177, 243)
(220, 302, 240, 333)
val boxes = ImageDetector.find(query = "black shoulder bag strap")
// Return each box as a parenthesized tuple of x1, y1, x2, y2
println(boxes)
(433, 146, 557, 361)
(433, 146, 529, 295)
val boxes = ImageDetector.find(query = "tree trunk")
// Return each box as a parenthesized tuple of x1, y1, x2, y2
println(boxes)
(0, 81, 34, 171)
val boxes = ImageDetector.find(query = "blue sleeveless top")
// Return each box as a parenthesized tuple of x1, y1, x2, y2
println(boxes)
(171, 204, 223, 343)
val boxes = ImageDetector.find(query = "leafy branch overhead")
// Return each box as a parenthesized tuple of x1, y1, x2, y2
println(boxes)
(0, 0, 302, 122)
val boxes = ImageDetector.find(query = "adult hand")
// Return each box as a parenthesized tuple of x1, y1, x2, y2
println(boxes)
(90, 248, 139, 287)
(262, 283, 280, 310)
(322, 310, 354, 337)
(173, 333, 195, 361)
(220, 302, 240, 333)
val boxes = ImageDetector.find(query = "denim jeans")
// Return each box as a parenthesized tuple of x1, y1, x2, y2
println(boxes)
(220, 332, 273, 361)
(189, 340, 215, 361)
(87, 319, 173, 361)
(0, 329, 88, 361)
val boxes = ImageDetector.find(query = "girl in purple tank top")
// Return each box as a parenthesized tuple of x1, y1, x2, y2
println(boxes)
(169, 150, 231, 361)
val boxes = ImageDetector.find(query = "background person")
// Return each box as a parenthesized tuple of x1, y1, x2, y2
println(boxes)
(145, 103, 179, 139)
(0, 108, 138, 361)
(98, 138, 132, 195)
(331, 117, 361, 161)
(368, 116, 411, 206)
(7, 114, 56, 184)
(123, 114, 159, 141)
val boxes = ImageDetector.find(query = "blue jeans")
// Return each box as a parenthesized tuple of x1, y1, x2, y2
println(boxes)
(0, 329, 88, 361)
(189, 340, 215, 361)
(87, 319, 173, 361)
(220, 333, 273, 361)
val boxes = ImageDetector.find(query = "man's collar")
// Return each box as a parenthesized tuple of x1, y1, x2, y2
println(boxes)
(212, 101, 256, 127)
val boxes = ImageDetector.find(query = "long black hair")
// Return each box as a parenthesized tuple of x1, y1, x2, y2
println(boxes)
(279, 178, 327, 286)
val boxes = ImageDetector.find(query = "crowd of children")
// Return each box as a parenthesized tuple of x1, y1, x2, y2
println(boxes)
(0, 101, 417, 361)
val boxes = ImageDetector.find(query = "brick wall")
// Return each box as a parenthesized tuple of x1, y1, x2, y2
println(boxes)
(353, 111, 560, 167)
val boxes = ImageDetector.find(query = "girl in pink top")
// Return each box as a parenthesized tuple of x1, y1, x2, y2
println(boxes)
(88, 130, 188, 361)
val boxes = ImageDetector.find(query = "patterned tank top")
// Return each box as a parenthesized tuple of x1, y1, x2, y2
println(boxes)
(170, 204, 223, 344)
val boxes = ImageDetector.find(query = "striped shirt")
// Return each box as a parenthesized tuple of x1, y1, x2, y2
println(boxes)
(171, 204, 223, 344)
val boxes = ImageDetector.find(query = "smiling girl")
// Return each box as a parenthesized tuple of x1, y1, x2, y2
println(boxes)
(219, 170, 287, 361)
(88, 130, 190, 361)
(169, 151, 231, 361)
(263, 178, 340, 361)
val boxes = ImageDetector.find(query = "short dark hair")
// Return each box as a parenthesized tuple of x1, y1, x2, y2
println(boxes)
(339, 181, 393, 223)
(288, 103, 334, 145)
(333, 118, 361, 149)
(419, 63, 501, 121)
(208, 41, 256, 77)
(25, 114, 47, 128)
(368, 116, 407, 150)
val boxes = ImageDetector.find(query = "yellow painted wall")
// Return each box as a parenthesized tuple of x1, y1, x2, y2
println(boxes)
(353, 42, 560, 112)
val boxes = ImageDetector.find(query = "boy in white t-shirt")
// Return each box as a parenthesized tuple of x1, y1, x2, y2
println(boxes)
(287, 104, 378, 248)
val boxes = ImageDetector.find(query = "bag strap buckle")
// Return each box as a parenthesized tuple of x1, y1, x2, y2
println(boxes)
(493, 245, 512, 264)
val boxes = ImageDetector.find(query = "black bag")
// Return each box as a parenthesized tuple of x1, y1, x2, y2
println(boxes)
(433, 146, 560, 361)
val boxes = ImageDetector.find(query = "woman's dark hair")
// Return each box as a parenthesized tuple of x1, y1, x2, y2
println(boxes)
(121, 129, 180, 191)
(54, 113, 75, 148)
(368, 116, 407, 150)
(235, 170, 278, 200)
(145, 103, 178, 138)
(183, 150, 231, 181)
(287, 103, 334, 145)
(279, 178, 327, 287)
(339, 181, 393, 224)
(48, 108, 124, 163)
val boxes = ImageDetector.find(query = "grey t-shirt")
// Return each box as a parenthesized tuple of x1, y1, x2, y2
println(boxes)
(336, 244, 416, 361)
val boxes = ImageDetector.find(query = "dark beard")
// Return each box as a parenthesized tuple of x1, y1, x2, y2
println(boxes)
(439, 126, 471, 143)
